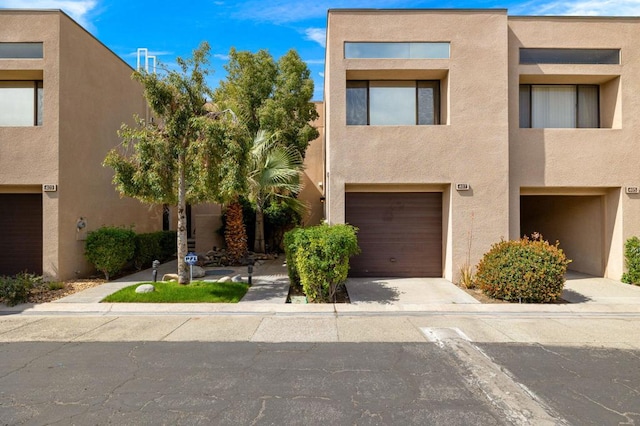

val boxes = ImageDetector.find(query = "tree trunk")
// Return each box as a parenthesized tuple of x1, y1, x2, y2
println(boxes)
(254, 206, 265, 253)
(177, 158, 189, 284)
(224, 199, 248, 264)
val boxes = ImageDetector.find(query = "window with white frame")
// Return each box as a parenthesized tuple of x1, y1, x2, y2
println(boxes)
(347, 80, 440, 126)
(0, 81, 43, 126)
(519, 84, 598, 128)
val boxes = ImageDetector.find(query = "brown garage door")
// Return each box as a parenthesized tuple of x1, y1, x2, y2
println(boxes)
(345, 192, 442, 277)
(0, 194, 43, 276)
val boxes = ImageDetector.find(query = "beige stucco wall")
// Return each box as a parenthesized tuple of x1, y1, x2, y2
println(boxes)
(57, 14, 161, 279)
(0, 11, 160, 280)
(299, 101, 325, 225)
(509, 17, 640, 278)
(0, 11, 62, 279)
(325, 10, 511, 280)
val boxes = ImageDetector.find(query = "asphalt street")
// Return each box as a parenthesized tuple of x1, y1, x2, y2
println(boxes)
(1, 339, 639, 425)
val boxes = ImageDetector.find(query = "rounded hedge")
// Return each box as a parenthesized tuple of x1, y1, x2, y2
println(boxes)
(475, 235, 571, 303)
(85, 227, 136, 280)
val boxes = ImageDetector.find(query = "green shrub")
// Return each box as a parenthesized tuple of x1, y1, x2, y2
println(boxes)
(47, 281, 65, 291)
(133, 231, 178, 270)
(158, 230, 177, 260)
(285, 224, 360, 303)
(134, 232, 161, 270)
(283, 227, 306, 285)
(622, 236, 640, 285)
(85, 227, 136, 280)
(0, 272, 44, 306)
(475, 235, 571, 303)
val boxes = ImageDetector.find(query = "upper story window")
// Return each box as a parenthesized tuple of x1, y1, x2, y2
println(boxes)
(347, 80, 440, 126)
(345, 42, 450, 59)
(520, 48, 619, 65)
(520, 84, 598, 128)
(0, 81, 44, 126)
(0, 42, 43, 59)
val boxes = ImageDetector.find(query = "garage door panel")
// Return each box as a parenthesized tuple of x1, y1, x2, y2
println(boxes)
(0, 194, 43, 276)
(346, 192, 442, 277)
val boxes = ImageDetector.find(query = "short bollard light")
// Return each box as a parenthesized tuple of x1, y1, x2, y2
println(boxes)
(247, 259, 255, 286)
(152, 260, 160, 282)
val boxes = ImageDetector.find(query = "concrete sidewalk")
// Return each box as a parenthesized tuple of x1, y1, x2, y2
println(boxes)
(1, 260, 640, 316)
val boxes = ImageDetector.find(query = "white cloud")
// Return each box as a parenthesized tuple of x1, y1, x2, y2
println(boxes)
(318, 72, 325, 78)
(305, 27, 326, 47)
(213, 53, 230, 61)
(0, 0, 98, 29)
(305, 59, 325, 65)
(512, 0, 640, 16)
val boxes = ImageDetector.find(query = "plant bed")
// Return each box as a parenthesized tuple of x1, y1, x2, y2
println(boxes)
(286, 283, 350, 304)
(455, 282, 569, 304)
(102, 280, 249, 303)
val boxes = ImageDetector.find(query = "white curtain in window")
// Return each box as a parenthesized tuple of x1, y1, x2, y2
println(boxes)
(578, 85, 598, 128)
(532, 85, 576, 128)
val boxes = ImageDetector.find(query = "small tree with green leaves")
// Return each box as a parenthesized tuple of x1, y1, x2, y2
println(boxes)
(104, 42, 250, 284)
(248, 130, 305, 253)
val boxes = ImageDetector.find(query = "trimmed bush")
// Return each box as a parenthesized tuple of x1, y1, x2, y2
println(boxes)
(285, 224, 359, 303)
(475, 235, 571, 303)
(133, 231, 177, 270)
(283, 227, 305, 285)
(0, 272, 44, 306)
(158, 230, 177, 260)
(622, 236, 640, 285)
(85, 227, 136, 280)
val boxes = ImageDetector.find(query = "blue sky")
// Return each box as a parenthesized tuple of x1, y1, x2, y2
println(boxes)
(1, 0, 640, 100)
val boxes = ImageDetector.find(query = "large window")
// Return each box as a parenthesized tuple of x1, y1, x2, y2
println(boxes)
(347, 80, 440, 126)
(520, 84, 598, 128)
(345, 42, 450, 59)
(0, 81, 43, 126)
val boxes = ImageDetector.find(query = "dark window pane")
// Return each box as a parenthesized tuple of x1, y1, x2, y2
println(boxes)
(418, 81, 439, 125)
(577, 85, 599, 128)
(519, 85, 531, 128)
(0, 42, 43, 59)
(346, 81, 368, 125)
(520, 48, 619, 64)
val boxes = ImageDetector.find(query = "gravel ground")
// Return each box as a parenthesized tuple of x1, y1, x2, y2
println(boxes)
(27, 280, 107, 304)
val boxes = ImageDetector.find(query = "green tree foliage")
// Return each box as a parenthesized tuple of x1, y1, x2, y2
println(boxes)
(214, 48, 319, 158)
(248, 130, 305, 253)
(475, 234, 571, 303)
(104, 42, 250, 283)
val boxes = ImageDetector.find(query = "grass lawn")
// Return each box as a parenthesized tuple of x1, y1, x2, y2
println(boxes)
(102, 280, 249, 303)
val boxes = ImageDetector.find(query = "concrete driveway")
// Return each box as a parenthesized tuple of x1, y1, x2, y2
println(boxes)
(563, 271, 640, 304)
(346, 272, 640, 306)
(346, 277, 480, 305)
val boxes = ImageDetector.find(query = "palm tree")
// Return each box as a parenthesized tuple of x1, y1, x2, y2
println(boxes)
(248, 130, 306, 253)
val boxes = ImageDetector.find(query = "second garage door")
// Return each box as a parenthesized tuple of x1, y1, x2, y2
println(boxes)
(345, 192, 442, 277)
(0, 193, 43, 276)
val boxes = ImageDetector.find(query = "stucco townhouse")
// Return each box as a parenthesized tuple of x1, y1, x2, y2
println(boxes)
(323, 9, 640, 281)
(0, 10, 162, 280)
